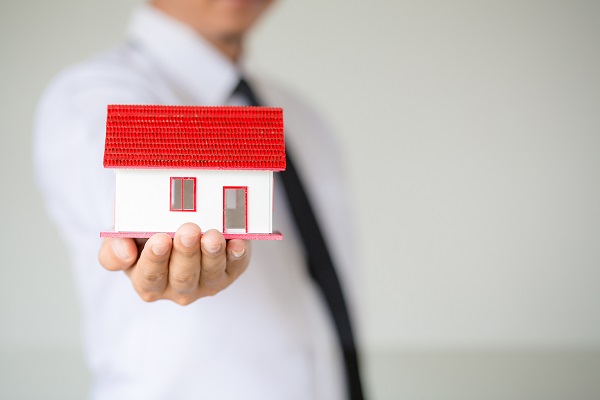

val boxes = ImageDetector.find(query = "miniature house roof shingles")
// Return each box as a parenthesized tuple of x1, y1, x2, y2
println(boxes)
(103, 105, 286, 171)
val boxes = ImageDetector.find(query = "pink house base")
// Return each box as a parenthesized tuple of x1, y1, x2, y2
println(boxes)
(100, 231, 283, 240)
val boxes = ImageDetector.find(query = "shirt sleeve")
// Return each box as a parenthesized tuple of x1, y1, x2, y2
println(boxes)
(33, 56, 158, 254)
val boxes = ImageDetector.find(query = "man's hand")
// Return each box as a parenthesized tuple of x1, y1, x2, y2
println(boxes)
(98, 223, 251, 305)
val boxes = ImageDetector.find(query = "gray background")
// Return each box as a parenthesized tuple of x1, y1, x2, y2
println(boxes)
(1, 0, 599, 399)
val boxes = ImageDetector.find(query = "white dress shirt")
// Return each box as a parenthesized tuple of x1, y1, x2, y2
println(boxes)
(34, 5, 356, 400)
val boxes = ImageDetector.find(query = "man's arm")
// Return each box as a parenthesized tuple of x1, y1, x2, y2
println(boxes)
(35, 66, 252, 305)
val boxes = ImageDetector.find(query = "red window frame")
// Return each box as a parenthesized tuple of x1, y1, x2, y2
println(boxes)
(223, 186, 248, 233)
(170, 177, 196, 212)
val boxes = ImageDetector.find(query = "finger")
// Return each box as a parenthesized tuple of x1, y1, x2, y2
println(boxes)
(225, 239, 251, 280)
(198, 229, 228, 294)
(98, 238, 138, 271)
(167, 223, 202, 295)
(131, 233, 172, 299)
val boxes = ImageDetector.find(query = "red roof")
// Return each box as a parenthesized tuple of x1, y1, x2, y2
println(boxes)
(103, 105, 285, 170)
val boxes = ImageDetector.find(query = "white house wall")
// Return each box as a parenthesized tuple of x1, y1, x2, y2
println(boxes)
(115, 169, 273, 233)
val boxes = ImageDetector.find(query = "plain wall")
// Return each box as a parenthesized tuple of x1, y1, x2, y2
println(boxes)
(1, 0, 599, 399)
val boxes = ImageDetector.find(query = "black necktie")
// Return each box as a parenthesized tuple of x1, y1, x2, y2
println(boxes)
(234, 79, 364, 400)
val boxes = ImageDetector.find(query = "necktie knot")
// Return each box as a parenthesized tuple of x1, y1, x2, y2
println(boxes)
(233, 78, 261, 107)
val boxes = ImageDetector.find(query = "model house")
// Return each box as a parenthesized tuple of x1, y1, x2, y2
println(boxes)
(100, 104, 285, 240)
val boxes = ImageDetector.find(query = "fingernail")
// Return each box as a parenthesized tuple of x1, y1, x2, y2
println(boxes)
(180, 233, 199, 248)
(151, 242, 170, 256)
(204, 242, 222, 254)
(231, 248, 245, 258)
(112, 239, 130, 260)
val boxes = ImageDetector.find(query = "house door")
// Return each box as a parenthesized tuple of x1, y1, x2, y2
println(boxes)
(223, 187, 247, 233)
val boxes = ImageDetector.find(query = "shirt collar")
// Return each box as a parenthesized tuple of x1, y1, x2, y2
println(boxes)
(126, 3, 242, 105)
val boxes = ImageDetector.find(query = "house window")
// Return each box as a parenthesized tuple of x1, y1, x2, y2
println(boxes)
(171, 177, 196, 211)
